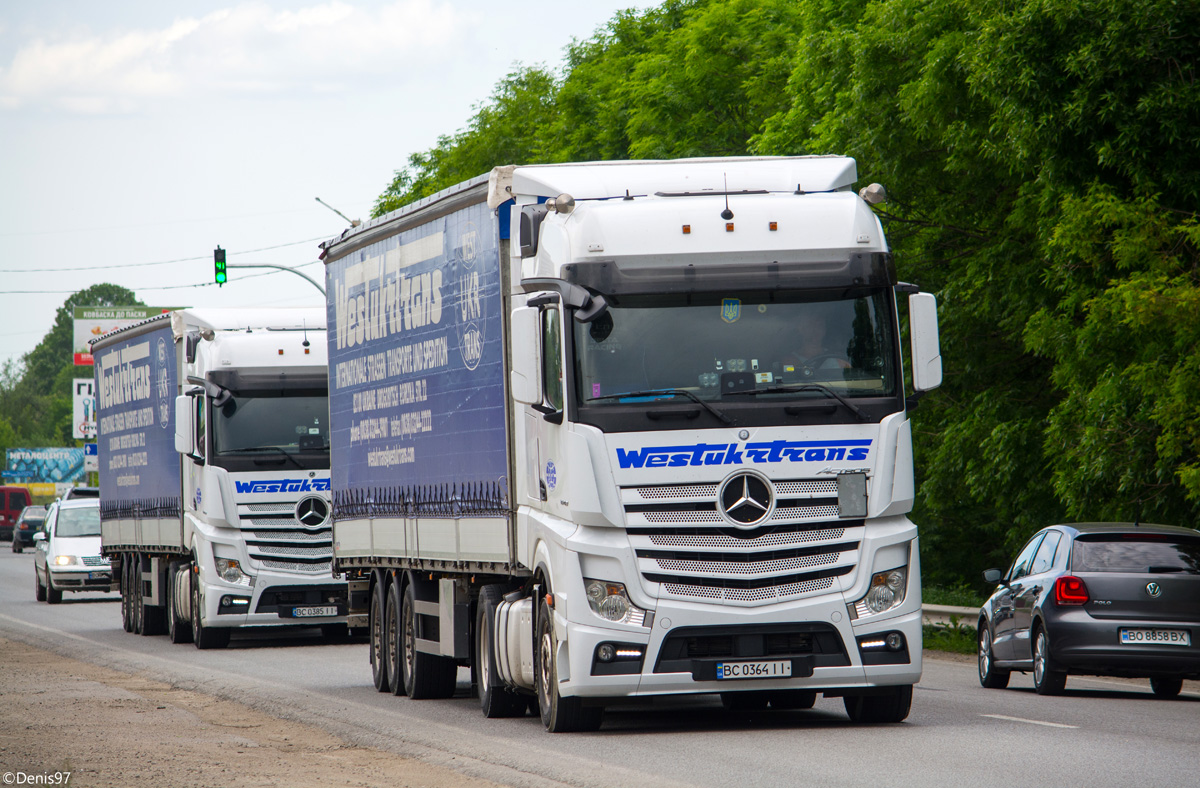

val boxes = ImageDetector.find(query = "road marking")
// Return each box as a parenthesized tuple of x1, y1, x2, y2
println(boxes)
(981, 714, 1078, 729)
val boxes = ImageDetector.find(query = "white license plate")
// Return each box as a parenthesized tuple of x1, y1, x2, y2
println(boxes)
(293, 606, 338, 618)
(88, 572, 111, 581)
(716, 660, 793, 680)
(1120, 628, 1191, 646)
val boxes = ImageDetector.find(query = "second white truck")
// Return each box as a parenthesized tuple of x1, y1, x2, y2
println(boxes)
(322, 156, 942, 729)
(92, 308, 347, 648)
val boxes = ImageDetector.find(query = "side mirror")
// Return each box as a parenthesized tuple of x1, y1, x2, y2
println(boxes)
(982, 568, 1004, 585)
(32, 532, 46, 543)
(509, 306, 543, 406)
(909, 292, 942, 392)
(174, 395, 194, 455)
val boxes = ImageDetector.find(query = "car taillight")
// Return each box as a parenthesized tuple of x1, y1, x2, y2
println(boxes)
(1055, 575, 1089, 605)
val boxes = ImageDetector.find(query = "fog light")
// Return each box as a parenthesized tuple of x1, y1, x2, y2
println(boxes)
(598, 643, 616, 663)
(885, 632, 905, 651)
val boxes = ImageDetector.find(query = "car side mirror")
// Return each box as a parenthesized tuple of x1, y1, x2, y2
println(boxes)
(32, 532, 46, 543)
(982, 568, 1004, 585)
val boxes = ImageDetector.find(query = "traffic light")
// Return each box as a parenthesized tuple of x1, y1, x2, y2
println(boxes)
(214, 246, 227, 285)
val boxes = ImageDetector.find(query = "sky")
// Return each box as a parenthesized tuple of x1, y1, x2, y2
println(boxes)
(0, 0, 649, 369)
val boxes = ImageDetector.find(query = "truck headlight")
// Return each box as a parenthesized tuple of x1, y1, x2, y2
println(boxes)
(54, 555, 78, 566)
(215, 558, 252, 587)
(584, 579, 647, 626)
(850, 566, 907, 618)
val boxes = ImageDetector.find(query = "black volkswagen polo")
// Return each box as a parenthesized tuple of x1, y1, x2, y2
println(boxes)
(977, 523, 1200, 697)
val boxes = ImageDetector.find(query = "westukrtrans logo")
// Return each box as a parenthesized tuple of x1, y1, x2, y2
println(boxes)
(615, 440, 871, 469)
(234, 478, 331, 494)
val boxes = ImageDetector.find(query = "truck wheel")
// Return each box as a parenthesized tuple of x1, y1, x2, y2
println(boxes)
(369, 579, 390, 692)
(140, 560, 167, 636)
(167, 566, 192, 644)
(34, 567, 46, 602)
(131, 555, 145, 634)
(191, 570, 230, 650)
(476, 585, 525, 718)
(401, 581, 457, 699)
(843, 685, 913, 724)
(535, 597, 602, 732)
(386, 581, 406, 695)
(120, 557, 133, 632)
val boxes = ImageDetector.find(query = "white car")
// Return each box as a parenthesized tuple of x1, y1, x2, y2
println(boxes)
(33, 498, 117, 604)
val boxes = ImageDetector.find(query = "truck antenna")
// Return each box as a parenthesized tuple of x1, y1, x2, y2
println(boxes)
(721, 174, 734, 220)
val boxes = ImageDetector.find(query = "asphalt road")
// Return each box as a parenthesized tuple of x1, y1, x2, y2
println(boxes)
(2, 546, 1197, 788)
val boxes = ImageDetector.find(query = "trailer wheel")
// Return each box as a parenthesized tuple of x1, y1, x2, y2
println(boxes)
(120, 556, 133, 632)
(535, 597, 602, 732)
(476, 584, 526, 718)
(131, 558, 144, 634)
(167, 564, 192, 644)
(401, 581, 457, 699)
(385, 581, 406, 695)
(191, 568, 230, 650)
(369, 579, 390, 692)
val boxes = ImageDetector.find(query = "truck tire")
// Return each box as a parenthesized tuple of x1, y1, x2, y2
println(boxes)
(34, 567, 46, 602)
(535, 597, 602, 732)
(369, 579, 390, 692)
(385, 581, 406, 695)
(140, 556, 166, 637)
(843, 684, 913, 724)
(401, 581, 457, 699)
(191, 569, 230, 650)
(120, 556, 133, 632)
(476, 584, 526, 718)
(167, 565, 193, 644)
(131, 564, 144, 634)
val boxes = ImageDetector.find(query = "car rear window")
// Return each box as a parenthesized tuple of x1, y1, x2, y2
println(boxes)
(1072, 535, 1200, 574)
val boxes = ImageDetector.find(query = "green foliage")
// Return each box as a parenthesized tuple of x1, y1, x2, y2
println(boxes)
(923, 584, 985, 608)
(0, 284, 144, 455)
(367, 0, 1200, 586)
(924, 620, 978, 655)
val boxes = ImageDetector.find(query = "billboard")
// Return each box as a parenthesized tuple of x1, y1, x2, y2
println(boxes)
(73, 306, 175, 366)
(5, 448, 87, 483)
(73, 378, 97, 439)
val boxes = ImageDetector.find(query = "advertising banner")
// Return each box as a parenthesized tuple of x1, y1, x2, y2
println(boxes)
(73, 306, 174, 366)
(92, 322, 180, 520)
(4, 448, 86, 483)
(326, 199, 509, 520)
(73, 378, 97, 439)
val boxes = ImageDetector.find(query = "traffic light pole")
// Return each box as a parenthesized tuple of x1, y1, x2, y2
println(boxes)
(223, 263, 326, 296)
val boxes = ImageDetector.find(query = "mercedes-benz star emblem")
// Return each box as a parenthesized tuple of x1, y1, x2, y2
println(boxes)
(1146, 581, 1162, 598)
(295, 496, 330, 529)
(719, 472, 773, 527)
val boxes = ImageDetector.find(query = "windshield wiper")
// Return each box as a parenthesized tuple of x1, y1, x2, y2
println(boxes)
(222, 446, 304, 469)
(589, 389, 733, 425)
(725, 383, 868, 421)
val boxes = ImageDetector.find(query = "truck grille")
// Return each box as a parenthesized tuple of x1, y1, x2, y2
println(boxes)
(623, 478, 859, 607)
(236, 502, 333, 573)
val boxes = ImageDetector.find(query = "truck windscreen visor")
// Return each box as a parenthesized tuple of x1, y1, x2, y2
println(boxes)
(207, 369, 328, 393)
(562, 252, 895, 296)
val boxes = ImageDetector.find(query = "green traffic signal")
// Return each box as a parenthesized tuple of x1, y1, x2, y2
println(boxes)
(214, 246, 227, 285)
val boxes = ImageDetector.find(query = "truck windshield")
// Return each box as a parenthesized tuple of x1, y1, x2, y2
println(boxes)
(211, 390, 329, 471)
(574, 290, 897, 407)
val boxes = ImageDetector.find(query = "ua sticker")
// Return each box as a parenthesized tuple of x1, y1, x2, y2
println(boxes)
(721, 298, 741, 323)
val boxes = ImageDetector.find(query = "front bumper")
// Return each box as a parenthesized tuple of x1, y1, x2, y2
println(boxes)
(558, 599, 922, 698)
(48, 567, 117, 592)
(197, 572, 347, 629)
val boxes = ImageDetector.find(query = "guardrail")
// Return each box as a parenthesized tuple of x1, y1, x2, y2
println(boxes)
(922, 604, 978, 627)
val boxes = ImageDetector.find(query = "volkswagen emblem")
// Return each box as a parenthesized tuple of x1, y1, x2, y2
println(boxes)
(718, 472, 774, 527)
(1146, 581, 1162, 598)
(295, 496, 330, 529)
